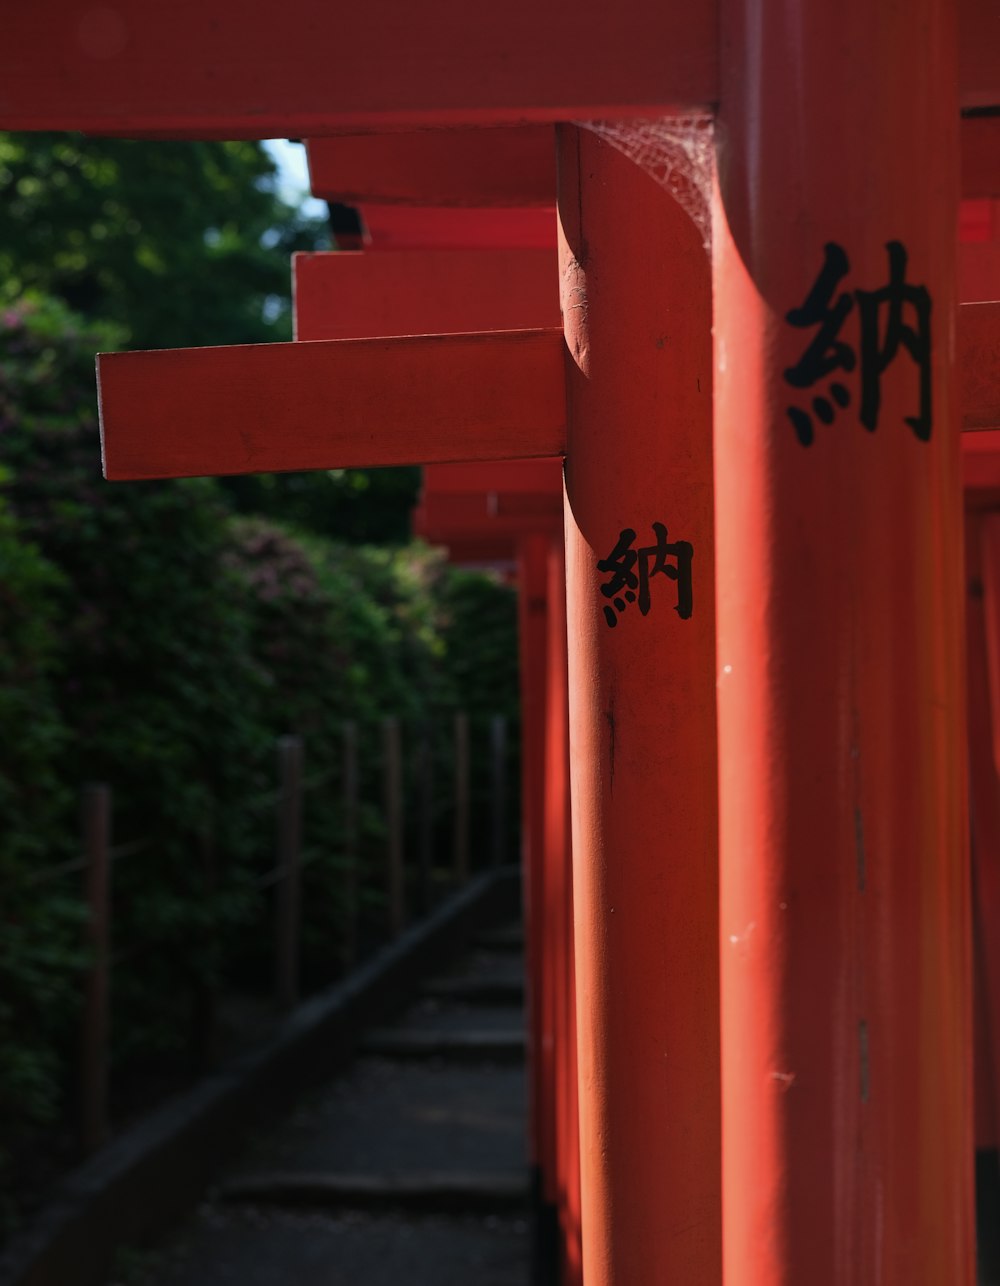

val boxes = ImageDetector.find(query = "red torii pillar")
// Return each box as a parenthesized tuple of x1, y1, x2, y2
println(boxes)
(712, 0, 972, 1281)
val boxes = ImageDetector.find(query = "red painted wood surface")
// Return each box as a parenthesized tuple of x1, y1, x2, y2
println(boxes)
(963, 121, 1000, 198)
(970, 517, 1000, 1151)
(423, 460, 563, 495)
(0, 0, 717, 133)
(965, 430, 1000, 493)
(712, 0, 971, 1278)
(293, 248, 559, 342)
(960, 243, 1000, 304)
(0, 1, 995, 133)
(544, 538, 581, 1286)
(961, 302, 1000, 430)
(313, 120, 994, 208)
(306, 129, 554, 208)
(359, 207, 555, 251)
(98, 329, 566, 480)
(98, 296, 1000, 481)
(559, 126, 720, 1284)
(413, 497, 561, 541)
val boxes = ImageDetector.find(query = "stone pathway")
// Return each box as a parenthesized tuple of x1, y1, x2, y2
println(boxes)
(108, 928, 530, 1286)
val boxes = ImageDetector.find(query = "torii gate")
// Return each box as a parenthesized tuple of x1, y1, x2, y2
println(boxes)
(7, 0, 1000, 1281)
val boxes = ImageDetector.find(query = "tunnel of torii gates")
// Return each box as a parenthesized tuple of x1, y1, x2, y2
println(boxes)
(7, 0, 1000, 1281)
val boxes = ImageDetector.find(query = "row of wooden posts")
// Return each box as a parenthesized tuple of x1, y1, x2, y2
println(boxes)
(74, 712, 510, 1156)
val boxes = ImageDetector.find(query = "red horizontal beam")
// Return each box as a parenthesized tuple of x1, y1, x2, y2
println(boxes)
(1, 1, 995, 136)
(316, 120, 998, 207)
(412, 501, 561, 542)
(419, 492, 563, 525)
(98, 329, 566, 480)
(422, 460, 563, 495)
(963, 430, 1000, 491)
(306, 129, 554, 208)
(293, 248, 559, 341)
(0, 0, 716, 133)
(359, 206, 556, 252)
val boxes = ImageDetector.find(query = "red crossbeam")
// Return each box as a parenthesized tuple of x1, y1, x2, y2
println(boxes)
(422, 460, 563, 494)
(294, 248, 559, 341)
(98, 330, 566, 480)
(306, 130, 554, 208)
(0, 0, 717, 133)
(0, 0, 995, 133)
(99, 301, 1000, 482)
(309, 122, 1000, 206)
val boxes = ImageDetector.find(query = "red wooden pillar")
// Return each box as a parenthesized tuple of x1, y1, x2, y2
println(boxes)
(712, 0, 973, 1281)
(545, 534, 581, 1286)
(517, 532, 557, 1210)
(557, 125, 720, 1284)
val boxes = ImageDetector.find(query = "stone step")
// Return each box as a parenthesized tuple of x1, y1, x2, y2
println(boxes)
(360, 1029, 525, 1062)
(220, 1169, 529, 1214)
(421, 975, 525, 1005)
(476, 924, 524, 953)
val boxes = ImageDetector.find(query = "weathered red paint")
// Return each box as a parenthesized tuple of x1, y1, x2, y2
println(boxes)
(712, 0, 972, 1279)
(558, 125, 720, 1284)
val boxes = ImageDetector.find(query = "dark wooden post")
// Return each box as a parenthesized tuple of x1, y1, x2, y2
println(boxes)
(383, 717, 405, 936)
(193, 804, 219, 1070)
(417, 723, 434, 913)
(341, 720, 359, 970)
(80, 783, 111, 1156)
(453, 711, 470, 883)
(274, 735, 304, 1012)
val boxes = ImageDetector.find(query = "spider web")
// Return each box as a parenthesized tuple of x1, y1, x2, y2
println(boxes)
(583, 116, 715, 248)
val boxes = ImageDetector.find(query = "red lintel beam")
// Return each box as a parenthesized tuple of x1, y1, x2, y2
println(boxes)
(961, 302, 1000, 431)
(97, 329, 566, 481)
(306, 130, 554, 208)
(293, 248, 559, 342)
(0, 0, 717, 134)
(311, 120, 996, 205)
(423, 460, 564, 494)
(417, 491, 563, 526)
(2, 0, 996, 136)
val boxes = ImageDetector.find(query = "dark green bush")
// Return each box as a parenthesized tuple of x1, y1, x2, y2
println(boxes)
(0, 297, 521, 1228)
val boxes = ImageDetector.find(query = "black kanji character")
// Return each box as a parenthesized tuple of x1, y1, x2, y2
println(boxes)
(783, 241, 856, 446)
(597, 523, 693, 627)
(854, 240, 932, 441)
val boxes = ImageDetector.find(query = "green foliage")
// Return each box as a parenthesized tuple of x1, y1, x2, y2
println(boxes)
(0, 130, 417, 544)
(0, 132, 522, 1229)
(0, 496, 81, 1230)
(2, 299, 270, 1075)
(0, 134, 327, 349)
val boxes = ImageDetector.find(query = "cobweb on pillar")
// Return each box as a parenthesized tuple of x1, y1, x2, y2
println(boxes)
(582, 116, 715, 249)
